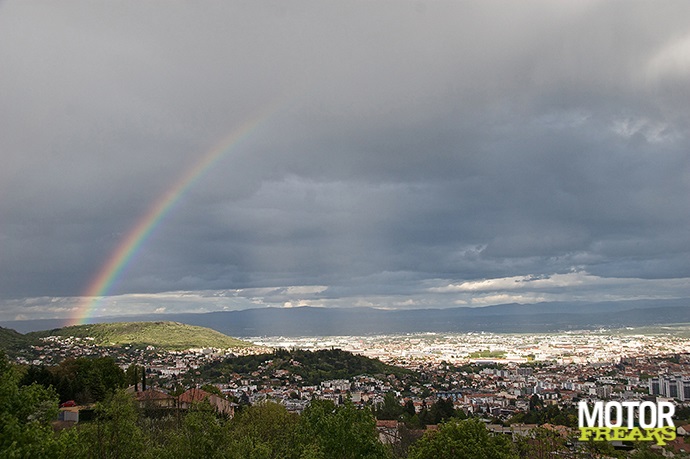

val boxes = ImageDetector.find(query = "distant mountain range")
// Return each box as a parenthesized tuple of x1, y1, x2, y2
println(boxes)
(2, 298, 689, 336)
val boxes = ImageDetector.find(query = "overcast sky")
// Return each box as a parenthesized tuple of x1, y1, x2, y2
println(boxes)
(2, 1, 690, 322)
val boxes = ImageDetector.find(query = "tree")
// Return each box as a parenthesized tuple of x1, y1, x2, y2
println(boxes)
(515, 426, 566, 459)
(404, 399, 416, 417)
(529, 394, 543, 411)
(408, 418, 518, 459)
(125, 364, 140, 390)
(417, 398, 459, 426)
(629, 443, 667, 459)
(37, 357, 127, 404)
(19, 365, 57, 391)
(299, 400, 390, 459)
(390, 422, 425, 459)
(376, 393, 404, 420)
(430, 398, 456, 424)
(157, 401, 226, 459)
(0, 351, 60, 458)
(57, 390, 148, 459)
(575, 439, 625, 459)
(228, 401, 301, 458)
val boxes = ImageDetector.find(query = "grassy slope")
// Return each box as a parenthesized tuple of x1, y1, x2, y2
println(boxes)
(27, 321, 252, 350)
(0, 326, 31, 352)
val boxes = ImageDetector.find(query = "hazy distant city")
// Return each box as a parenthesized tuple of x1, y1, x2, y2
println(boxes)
(251, 330, 690, 366)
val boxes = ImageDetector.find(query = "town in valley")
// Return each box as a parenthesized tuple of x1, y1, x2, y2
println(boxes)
(17, 327, 690, 417)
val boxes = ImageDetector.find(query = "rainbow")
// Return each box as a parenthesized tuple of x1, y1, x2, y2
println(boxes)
(71, 103, 283, 326)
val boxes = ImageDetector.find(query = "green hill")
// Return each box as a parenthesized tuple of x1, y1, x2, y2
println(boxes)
(27, 321, 252, 351)
(200, 348, 413, 385)
(0, 326, 31, 352)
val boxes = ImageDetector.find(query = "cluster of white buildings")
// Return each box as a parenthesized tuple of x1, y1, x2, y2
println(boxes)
(650, 375, 690, 401)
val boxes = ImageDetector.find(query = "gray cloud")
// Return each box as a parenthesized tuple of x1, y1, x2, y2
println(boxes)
(1, 1, 690, 320)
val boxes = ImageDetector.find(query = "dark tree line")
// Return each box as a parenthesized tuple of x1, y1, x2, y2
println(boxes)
(375, 392, 465, 428)
(20, 356, 126, 404)
(200, 348, 412, 386)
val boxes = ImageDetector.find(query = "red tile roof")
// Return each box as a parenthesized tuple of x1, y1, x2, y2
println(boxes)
(135, 388, 174, 401)
(178, 388, 211, 404)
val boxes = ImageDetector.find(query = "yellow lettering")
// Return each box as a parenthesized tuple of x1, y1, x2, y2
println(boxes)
(611, 428, 628, 440)
(578, 427, 674, 447)
(627, 427, 645, 441)
(650, 427, 676, 446)
(578, 428, 596, 441)
(594, 428, 612, 441)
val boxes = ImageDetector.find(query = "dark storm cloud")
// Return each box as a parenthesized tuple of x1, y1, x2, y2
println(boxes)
(1, 1, 690, 319)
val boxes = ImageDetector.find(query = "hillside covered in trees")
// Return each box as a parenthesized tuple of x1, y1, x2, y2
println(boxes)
(199, 348, 413, 385)
(0, 326, 31, 352)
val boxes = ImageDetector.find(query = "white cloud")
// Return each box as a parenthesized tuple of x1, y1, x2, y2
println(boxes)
(466, 294, 548, 306)
(431, 272, 604, 293)
(285, 285, 328, 295)
(430, 271, 690, 305)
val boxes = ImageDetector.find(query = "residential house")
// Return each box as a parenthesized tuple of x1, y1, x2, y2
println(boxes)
(132, 388, 176, 409)
(178, 388, 236, 418)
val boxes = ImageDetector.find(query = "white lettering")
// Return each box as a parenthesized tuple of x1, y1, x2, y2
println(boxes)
(657, 401, 675, 427)
(639, 402, 657, 429)
(578, 401, 676, 430)
(604, 402, 622, 428)
(579, 401, 603, 428)
(622, 401, 638, 429)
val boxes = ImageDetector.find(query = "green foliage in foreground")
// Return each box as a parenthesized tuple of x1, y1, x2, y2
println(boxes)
(408, 418, 518, 459)
(58, 398, 389, 459)
(27, 321, 252, 350)
(200, 348, 412, 385)
(2, 347, 389, 459)
(57, 390, 147, 459)
(1, 351, 60, 458)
